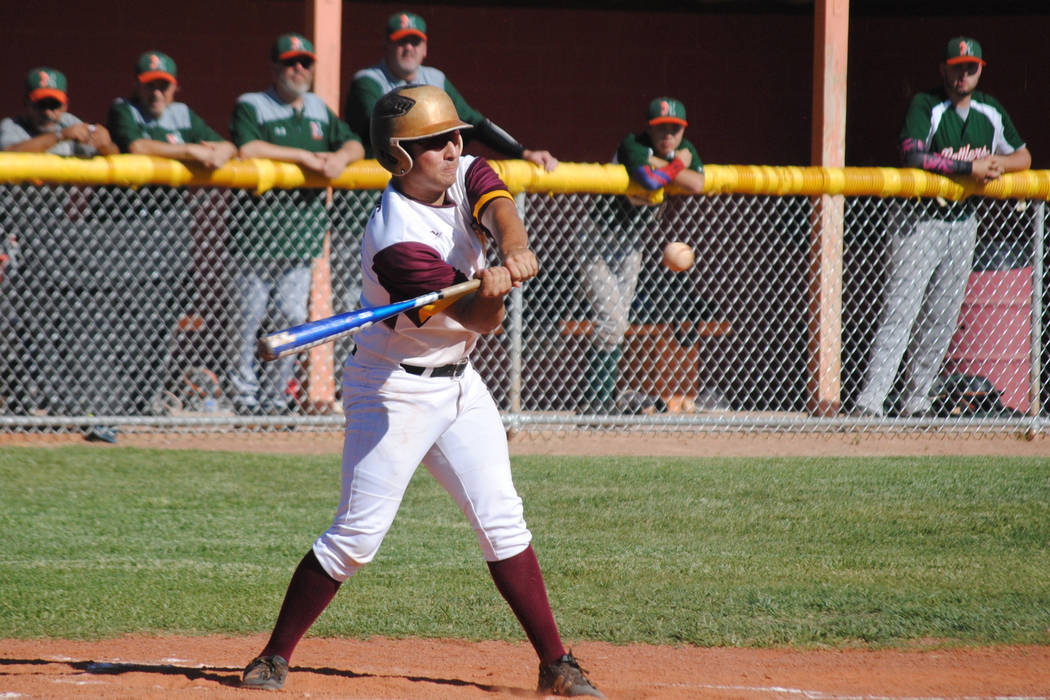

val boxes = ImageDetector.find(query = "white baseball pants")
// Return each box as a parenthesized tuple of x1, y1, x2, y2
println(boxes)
(312, 363, 532, 581)
(856, 214, 978, 415)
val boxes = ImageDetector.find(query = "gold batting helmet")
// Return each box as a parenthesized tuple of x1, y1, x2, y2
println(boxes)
(371, 84, 471, 175)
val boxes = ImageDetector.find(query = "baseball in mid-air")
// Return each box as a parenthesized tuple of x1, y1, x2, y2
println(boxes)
(662, 241, 694, 272)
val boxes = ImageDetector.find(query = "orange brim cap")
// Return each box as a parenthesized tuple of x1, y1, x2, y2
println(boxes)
(277, 49, 316, 61)
(29, 87, 67, 104)
(649, 116, 687, 127)
(137, 71, 177, 85)
(389, 28, 427, 42)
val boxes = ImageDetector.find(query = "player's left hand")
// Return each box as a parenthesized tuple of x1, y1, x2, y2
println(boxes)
(501, 247, 538, 286)
(523, 149, 558, 172)
(477, 265, 513, 298)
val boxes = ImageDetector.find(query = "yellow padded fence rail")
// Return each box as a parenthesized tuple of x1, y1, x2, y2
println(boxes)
(0, 153, 1048, 200)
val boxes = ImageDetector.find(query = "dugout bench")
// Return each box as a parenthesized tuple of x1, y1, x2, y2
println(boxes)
(559, 319, 732, 412)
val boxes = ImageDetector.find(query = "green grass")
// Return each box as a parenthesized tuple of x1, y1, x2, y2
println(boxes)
(1, 447, 1048, 648)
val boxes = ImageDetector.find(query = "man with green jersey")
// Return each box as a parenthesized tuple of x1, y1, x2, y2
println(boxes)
(228, 33, 364, 415)
(1, 67, 117, 156)
(107, 51, 235, 166)
(853, 37, 1031, 418)
(345, 11, 557, 171)
(577, 97, 704, 414)
(104, 51, 236, 431)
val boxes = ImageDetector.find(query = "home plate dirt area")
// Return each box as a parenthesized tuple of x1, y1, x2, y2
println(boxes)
(2, 636, 1049, 698)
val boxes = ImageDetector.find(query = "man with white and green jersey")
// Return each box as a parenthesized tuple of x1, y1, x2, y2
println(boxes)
(227, 32, 364, 416)
(853, 37, 1031, 418)
(105, 51, 236, 433)
(345, 11, 557, 172)
(107, 51, 235, 167)
(577, 97, 704, 414)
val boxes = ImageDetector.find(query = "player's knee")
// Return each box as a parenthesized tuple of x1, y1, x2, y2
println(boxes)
(312, 533, 379, 581)
(477, 522, 532, 562)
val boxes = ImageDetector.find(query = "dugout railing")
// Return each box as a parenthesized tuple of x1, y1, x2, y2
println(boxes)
(0, 153, 1048, 437)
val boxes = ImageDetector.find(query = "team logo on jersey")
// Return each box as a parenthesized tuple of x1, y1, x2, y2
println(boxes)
(310, 121, 323, 140)
(941, 144, 990, 161)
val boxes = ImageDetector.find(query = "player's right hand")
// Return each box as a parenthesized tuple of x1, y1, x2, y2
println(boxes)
(501, 247, 538, 287)
(61, 122, 92, 143)
(299, 151, 328, 174)
(971, 156, 1003, 183)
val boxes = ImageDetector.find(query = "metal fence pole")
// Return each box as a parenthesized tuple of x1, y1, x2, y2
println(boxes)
(1030, 200, 1045, 433)
(506, 194, 526, 428)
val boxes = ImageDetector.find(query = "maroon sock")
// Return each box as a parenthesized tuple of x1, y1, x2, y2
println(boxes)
(487, 545, 566, 665)
(260, 549, 342, 662)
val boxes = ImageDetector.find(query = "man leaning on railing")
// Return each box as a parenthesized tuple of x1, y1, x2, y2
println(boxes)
(850, 36, 1032, 420)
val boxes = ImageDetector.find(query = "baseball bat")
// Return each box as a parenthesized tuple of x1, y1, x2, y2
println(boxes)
(257, 279, 481, 361)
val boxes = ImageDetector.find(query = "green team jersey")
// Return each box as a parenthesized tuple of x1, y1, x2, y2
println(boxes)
(106, 99, 223, 152)
(346, 63, 482, 157)
(900, 87, 1025, 219)
(229, 88, 359, 260)
(617, 131, 702, 176)
(900, 87, 1025, 161)
(591, 130, 703, 232)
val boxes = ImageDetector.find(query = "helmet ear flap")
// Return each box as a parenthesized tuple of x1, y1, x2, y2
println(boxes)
(380, 138, 413, 176)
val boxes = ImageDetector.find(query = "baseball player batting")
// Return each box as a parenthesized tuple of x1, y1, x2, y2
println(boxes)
(241, 85, 604, 697)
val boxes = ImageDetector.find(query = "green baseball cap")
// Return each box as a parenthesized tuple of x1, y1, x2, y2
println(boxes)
(945, 36, 986, 65)
(271, 33, 316, 62)
(387, 11, 427, 42)
(136, 51, 178, 85)
(25, 67, 68, 104)
(648, 97, 687, 127)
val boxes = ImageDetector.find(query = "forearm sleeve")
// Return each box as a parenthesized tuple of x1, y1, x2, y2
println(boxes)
(900, 138, 973, 175)
(470, 118, 525, 159)
(632, 158, 685, 190)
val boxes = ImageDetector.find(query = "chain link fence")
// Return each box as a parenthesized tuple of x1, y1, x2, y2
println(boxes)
(0, 178, 1046, 437)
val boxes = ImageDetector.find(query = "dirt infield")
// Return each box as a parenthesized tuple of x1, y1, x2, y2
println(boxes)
(2, 636, 1049, 699)
(3, 428, 1050, 457)
(3, 431, 1049, 698)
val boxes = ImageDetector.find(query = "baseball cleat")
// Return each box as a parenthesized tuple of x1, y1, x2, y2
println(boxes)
(241, 654, 288, 690)
(537, 652, 605, 697)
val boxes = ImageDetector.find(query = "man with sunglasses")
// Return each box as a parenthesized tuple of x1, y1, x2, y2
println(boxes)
(226, 33, 364, 416)
(241, 85, 604, 697)
(346, 11, 558, 172)
(1, 67, 116, 156)
(1, 67, 116, 438)
(107, 51, 235, 167)
(852, 37, 1031, 418)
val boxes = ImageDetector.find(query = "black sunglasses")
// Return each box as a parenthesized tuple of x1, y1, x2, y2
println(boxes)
(32, 98, 63, 111)
(410, 131, 459, 153)
(281, 56, 314, 69)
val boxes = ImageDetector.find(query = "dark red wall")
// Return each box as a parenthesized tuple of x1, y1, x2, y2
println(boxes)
(1, 1, 1045, 168)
